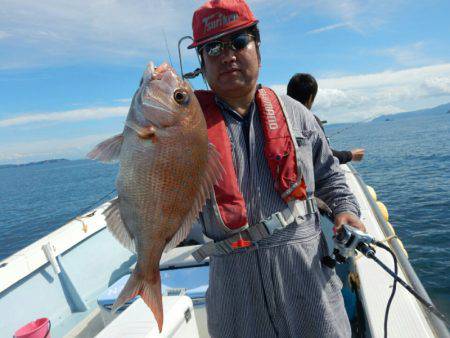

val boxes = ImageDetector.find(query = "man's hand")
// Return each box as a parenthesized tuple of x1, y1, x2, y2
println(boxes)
(334, 212, 366, 233)
(351, 148, 365, 161)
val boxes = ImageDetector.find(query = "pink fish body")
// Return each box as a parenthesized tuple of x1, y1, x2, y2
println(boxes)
(88, 62, 222, 332)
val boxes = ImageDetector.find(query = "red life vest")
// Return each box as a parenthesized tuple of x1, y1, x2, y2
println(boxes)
(195, 87, 307, 230)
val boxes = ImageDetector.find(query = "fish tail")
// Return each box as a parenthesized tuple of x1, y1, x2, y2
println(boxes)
(111, 270, 163, 332)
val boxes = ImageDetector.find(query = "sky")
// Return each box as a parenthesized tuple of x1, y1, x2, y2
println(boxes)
(1, 0, 450, 164)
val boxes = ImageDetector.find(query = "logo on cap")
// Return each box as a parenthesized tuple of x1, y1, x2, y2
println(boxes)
(202, 12, 239, 33)
(189, 0, 258, 49)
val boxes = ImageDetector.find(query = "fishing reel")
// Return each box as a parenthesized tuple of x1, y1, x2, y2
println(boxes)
(333, 224, 376, 263)
(322, 221, 448, 332)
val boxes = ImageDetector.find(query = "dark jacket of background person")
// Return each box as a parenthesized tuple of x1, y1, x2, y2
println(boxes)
(314, 115, 353, 164)
(287, 73, 364, 165)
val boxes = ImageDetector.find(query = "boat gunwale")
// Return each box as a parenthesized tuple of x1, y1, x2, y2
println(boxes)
(0, 200, 113, 293)
(347, 163, 449, 338)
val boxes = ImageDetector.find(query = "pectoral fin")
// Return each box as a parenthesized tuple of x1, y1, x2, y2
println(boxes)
(125, 120, 157, 140)
(87, 134, 123, 163)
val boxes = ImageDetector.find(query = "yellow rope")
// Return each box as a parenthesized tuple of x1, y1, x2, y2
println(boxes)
(76, 217, 89, 233)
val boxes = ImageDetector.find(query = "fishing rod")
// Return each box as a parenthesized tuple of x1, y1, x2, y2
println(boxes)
(326, 114, 378, 138)
(333, 224, 448, 338)
(177, 36, 209, 87)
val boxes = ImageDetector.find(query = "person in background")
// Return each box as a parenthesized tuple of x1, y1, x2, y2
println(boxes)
(287, 73, 365, 164)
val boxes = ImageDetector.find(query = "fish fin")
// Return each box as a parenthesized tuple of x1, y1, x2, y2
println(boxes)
(87, 133, 123, 163)
(111, 270, 164, 332)
(104, 198, 136, 253)
(164, 143, 223, 252)
(164, 217, 193, 252)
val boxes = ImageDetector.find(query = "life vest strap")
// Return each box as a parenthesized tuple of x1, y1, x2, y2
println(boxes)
(192, 197, 318, 262)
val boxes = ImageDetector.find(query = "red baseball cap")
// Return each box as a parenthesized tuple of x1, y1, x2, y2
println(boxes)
(188, 0, 258, 49)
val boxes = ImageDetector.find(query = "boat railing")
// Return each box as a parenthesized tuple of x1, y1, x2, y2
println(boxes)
(0, 200, 112, 293)
(347, 163, 449, 338)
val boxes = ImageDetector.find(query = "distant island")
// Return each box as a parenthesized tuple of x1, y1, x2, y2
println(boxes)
(2, 102, 449, 167)
(372, 102, 450, 122)
(0, 158, 70, 169)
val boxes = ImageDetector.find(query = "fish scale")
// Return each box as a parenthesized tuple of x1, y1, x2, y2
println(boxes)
(87, 62, 223, 332)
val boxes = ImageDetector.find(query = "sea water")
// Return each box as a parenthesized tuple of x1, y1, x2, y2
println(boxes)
(0, 113, 449, 318)
(327, 112, 450, 317)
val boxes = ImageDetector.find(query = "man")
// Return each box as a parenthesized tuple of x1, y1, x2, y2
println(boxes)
(287, 73, 365, 164)
(188, 1, 366, 337)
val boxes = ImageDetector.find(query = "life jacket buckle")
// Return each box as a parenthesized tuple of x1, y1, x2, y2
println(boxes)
(231, 238, 252, 249)
(261, 211, 289, 235)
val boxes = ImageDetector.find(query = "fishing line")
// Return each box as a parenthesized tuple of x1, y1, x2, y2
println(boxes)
(158, 0, 174, 67)
(332, 224, 449, 337)
(161, 27, 174, 67)
(327, 113, 378, 138)
(72, 188, 116, 219)
(370, 241, 448, 324)
(375, 242, 398, 338)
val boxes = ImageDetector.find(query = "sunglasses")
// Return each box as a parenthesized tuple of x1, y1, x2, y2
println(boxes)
(199, 33, 255, 57)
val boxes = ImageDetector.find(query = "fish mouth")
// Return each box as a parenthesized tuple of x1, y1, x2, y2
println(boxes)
(138, 62, 184, 128)
(143, 62, 178, 81)
(152, 63, 175, 80)
(142, 61, 155, 83)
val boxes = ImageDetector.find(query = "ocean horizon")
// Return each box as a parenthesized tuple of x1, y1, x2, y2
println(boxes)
(1, 112, 449, 319)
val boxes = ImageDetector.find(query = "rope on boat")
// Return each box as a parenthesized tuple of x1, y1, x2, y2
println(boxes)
(76, 188, 116, 217)
(69, 189, 117, 232)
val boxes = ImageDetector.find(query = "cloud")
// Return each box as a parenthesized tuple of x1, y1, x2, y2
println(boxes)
(114, 98, 132, 104)
(0, 106, 128, 127)
(288, 0, 400, 33)
(0, 31, 10, 40)
(423, 77, 450, 94)
(272, 63, 450, 122)
(0, 133, 113, 164)
(0, 0, 198, 69)
(0, 0, 403, 69)
(373, 41, 443, 67)
(305, 22, 351, 35)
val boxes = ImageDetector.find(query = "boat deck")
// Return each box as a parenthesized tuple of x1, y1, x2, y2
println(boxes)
(343, 166, 436, 337)
(1, 165, 447, 337)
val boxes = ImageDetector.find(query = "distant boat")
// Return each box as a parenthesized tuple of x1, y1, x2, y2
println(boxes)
(0, 164, 448, 337)
(371, 102, 450, 122)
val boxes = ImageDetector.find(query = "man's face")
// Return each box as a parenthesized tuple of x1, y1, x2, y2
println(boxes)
(201, 31, 261, 99)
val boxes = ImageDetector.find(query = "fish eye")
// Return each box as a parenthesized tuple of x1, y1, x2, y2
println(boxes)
(173, 89, 189, 105)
